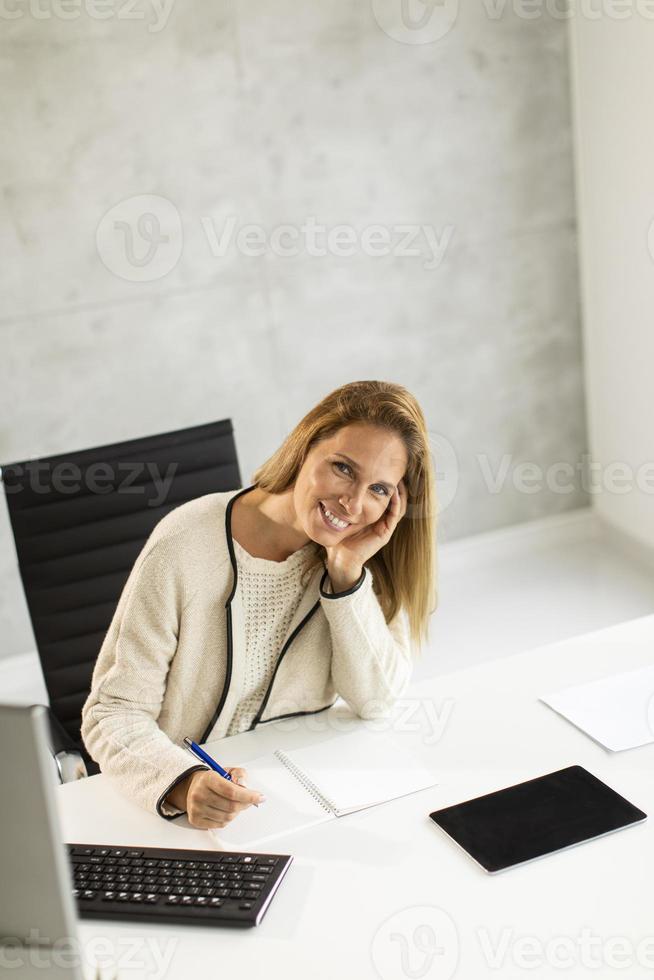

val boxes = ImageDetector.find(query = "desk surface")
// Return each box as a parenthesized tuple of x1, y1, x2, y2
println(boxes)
(58, 613, 654, 980)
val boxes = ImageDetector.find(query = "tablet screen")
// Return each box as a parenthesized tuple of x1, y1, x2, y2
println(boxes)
(429, 765, 646, 873)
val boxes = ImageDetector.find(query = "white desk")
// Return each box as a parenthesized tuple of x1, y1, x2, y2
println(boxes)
(58, 614, 654, 980)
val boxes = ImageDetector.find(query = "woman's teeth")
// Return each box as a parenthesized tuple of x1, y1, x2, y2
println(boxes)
(320, 502, 350, 529)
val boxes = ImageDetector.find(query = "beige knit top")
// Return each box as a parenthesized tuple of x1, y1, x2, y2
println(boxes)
(226, 538, 318, 736)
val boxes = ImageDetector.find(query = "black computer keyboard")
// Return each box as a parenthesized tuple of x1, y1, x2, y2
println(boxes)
(67, 843, 292, 927)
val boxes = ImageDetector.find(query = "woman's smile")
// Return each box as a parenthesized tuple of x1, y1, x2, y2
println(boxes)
(318, 500, 352, 532)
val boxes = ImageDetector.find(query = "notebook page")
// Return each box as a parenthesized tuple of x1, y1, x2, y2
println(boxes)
(541, 663, 654, 752)
(279, 729, 438, 816)
(208, 752, 332, 848)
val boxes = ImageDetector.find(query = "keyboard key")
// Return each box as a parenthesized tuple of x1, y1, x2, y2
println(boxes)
(209, 897, 223, 907)
(71, 847, 94, 856)
(239, 902, 254, 910)
(127, 851, 142, 858)
(194, 896, 209, 906)
(229, 890, 244, 899)
(82, 890, 96, 900)
(256, 857, 277, 866)
(102, 892, 116, 901)
(181, 896, 193, 905)
(244, 892, 259, 901)
(130, 893, 144, 903)
(145, 894, 158, 903)
(166, 895, 180, 905)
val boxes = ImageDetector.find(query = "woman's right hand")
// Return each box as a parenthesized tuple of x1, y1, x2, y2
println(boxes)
(167, 767, 265, 830)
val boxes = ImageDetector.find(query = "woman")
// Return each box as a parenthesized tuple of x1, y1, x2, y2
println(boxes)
(81, 380, 437, 830)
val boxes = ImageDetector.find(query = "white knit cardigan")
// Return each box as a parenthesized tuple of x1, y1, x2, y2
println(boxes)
(80, 485, 414, 819)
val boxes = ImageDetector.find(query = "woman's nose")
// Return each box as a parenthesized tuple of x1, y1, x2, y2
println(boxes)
(339, 489, 365, 517)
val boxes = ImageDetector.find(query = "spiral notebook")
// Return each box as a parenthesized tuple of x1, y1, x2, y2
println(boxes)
(209, 729, 438, 848)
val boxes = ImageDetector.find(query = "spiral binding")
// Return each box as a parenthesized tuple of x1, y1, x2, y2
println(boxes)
(274, 749, 337, 814)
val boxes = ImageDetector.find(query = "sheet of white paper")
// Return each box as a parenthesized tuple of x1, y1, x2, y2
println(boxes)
(540, 663, 654, 752)
(279, 729, 438, 815)
(209, 753, 332, 848)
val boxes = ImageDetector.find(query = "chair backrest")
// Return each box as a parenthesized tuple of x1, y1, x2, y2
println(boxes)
(1, 419, 241, 764)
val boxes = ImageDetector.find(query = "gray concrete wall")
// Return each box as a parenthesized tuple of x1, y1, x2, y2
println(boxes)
(0, 0, 586, 660)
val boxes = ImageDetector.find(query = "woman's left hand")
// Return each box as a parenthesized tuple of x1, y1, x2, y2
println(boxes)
(324, 479, 408, 592)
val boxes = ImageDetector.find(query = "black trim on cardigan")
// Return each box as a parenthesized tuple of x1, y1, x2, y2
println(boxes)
(319, 567, 366, 599)
(249, 599, 322, 729)
(255, 700, 337, 726)
(199, 484, 258, 745)
(156, 763, 208, 820)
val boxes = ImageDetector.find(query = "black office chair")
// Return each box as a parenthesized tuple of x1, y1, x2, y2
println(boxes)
(1, 419, 241, 782)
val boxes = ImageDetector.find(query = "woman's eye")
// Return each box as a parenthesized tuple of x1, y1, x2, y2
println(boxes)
(332, 462, 387, 497)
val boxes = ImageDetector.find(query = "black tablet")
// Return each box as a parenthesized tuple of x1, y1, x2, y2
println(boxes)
(429, 765, 647, 874)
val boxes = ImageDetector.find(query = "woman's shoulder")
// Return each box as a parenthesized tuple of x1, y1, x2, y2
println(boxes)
(145, 489, 238, 562)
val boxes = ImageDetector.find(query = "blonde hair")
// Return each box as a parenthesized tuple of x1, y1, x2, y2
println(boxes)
(251, 380, 438, 650)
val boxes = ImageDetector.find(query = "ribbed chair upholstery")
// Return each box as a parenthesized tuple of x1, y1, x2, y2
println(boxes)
(1, 419, 241, 774)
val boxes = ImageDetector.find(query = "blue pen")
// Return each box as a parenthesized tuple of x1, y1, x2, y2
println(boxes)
(183, 737, 233, 780)
(184, 737, 261, 808)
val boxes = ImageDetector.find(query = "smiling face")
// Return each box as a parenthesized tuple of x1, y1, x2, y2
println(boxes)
(292, 423, 409, 544)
